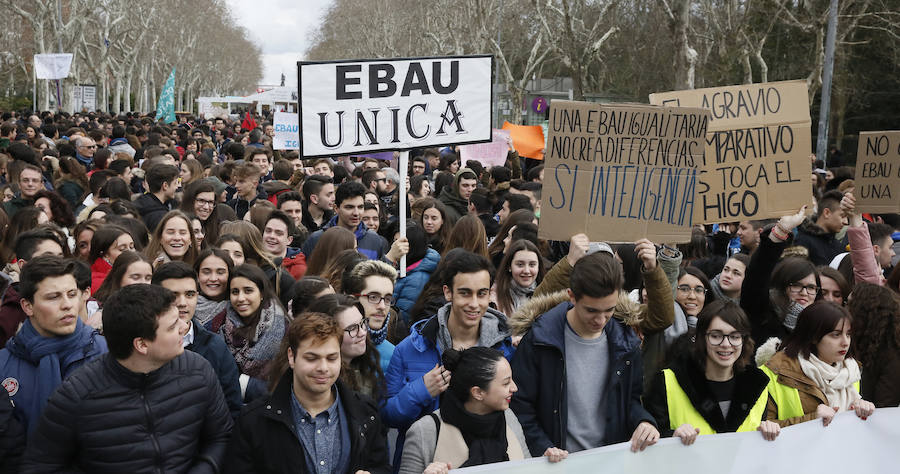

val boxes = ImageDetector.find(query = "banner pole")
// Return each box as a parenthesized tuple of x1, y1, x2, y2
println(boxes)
(398, 150, 409, 278)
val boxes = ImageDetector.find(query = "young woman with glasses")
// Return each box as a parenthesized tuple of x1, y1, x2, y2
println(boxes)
(675, 266, 715, 329)
(181, 180, 223, 246)
(646, 300, 781, 444)
(740, 207, 820, 345)
(306, 293, 385, 399)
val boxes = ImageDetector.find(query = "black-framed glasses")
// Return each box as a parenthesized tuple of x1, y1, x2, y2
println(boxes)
(79, 144, 97, 149)
(195, 198, 216, 208)
(356, 293, 393, 306)
(676, 285, 707, 296)
(344, 317, 369, 337)
(788, 283, 820, 295)
(706, 331, 743, 346)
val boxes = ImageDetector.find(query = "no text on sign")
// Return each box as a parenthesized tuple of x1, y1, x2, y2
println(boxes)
(298, 55, 493, 157)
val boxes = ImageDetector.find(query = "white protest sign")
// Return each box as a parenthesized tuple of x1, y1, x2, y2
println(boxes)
(298, 55, 493, 157)
(457, 408, 900, 473)
(34, 54, 73, 80)
(459, 129, 511, 167)
(273, 111, 299, 150)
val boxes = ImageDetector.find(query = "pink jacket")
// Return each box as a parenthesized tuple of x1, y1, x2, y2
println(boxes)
(847, 224, 884, 285)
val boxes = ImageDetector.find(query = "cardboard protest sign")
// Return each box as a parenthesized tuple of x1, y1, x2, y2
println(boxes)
(855, 131, 900, 213)
(272, 111, 299, 150)
(538, 100, 709, 243)
(502, 122, 545, 160)
(459, 129, 511, 167)
(649, 80, 811, 223)
(298, 55, 492, 157)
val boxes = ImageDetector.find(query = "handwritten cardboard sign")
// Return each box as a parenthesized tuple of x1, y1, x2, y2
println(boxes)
(855, 131, 900, 213)
(459, 129, 511, 167)
(650, 80, 811, 223)
(298, 55, 492, 157)
(538, 100, 709, 243)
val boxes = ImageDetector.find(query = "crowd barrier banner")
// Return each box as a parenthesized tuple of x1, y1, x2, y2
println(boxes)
(538, 100, 708, 243)
(298, 55, 493, 157)
(854, 131, 900, 213)
(650, 80, 812, 224)
(456, 408, 900, 473)
(273, 111, 299, 150)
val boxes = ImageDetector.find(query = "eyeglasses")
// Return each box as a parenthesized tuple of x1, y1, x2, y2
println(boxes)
(79, 144, 97, 149)
(706, 331, 743, 346)
(676, 285, 707, 296)
(788, 283, 820, 295)
(196, 198, 216, 208)
(355, 293, 393, 306)
(344, 317, 369, 337)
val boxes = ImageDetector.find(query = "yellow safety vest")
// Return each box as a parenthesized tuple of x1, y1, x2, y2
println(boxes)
(663, 369, 767, 434)
(760, 365, 861, 421)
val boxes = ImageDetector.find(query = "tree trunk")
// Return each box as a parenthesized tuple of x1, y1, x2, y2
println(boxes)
(671, 0, 693, 90)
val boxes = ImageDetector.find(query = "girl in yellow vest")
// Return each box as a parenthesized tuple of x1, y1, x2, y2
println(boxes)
(399, 347, 558, 474)
(645, 300, 781, 445)
(759, 301, 875, 427)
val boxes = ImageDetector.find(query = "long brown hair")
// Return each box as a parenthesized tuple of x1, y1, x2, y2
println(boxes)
(493, 239, 546, 316)
(413, 197, 452, 253)
(848, 283, 900, 372)
(445, 215, 489, 259)
(93, 251, 153, 304)
(143, 210, 199, 266)
(319, 249, 366, 293)
(306, 227, 357, 276)
(487, 209, 535, 260)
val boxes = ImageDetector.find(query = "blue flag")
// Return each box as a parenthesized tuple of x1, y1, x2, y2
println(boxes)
(156, 67, 176, 124)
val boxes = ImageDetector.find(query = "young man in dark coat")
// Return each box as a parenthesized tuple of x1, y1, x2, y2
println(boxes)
(21, 284, 232, 473)
(510, 252, 659, 459)
(225, 313, 390, 474)
(152, 261, 243, 420)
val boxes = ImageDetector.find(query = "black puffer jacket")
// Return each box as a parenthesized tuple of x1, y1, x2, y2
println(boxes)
(133, 192, 173, 233)
(21, 351, 232, 474)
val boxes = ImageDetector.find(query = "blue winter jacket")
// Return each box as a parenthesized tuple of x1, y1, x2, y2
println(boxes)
(301, 215, 389, 260)
(393, 248, 440, 325)
(509, 301, 657, 455)
(381, 304, 515, 468)
(0, 319, 107, 433)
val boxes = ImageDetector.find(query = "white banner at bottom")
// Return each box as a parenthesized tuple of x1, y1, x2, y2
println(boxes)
(457, 408, 900, 473)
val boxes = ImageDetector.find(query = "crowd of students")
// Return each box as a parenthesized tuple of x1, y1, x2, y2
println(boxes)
(0, 109, 897, 473)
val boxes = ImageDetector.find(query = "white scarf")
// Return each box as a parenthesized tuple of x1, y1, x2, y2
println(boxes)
(798, 353, 861, 411)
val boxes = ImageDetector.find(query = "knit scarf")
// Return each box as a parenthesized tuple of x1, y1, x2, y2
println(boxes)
(769, 289, 806, 331)
(798, 353, 861, 411)
(507, 281, 536, 316)
(195, 295, 228, 327)
(5, 318, 97, 425)
(439, 390, 509, 467)
(709, 275, 738, 304)
(216, 301, 285, 379)
(368, 312, 391, 346)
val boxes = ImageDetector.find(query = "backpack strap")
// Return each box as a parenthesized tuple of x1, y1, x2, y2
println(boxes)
(429, 412, 441, 449)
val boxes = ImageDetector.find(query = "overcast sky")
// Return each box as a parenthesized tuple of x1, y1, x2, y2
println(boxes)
(224, 0, 333, 88)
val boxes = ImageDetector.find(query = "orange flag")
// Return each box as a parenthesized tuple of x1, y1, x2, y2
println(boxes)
(501, 122, 545, 160)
